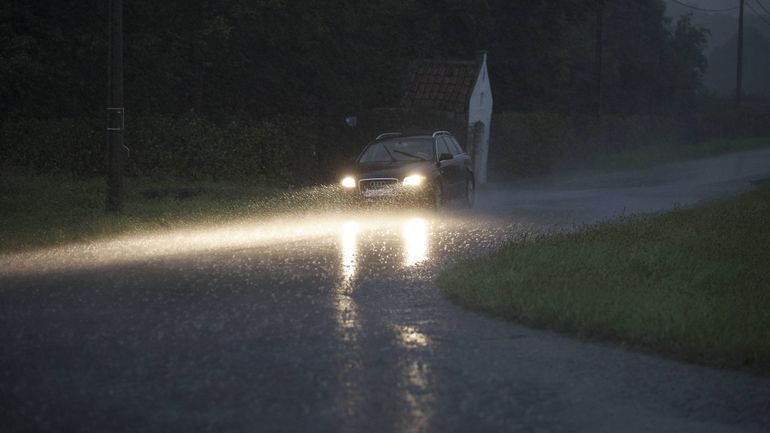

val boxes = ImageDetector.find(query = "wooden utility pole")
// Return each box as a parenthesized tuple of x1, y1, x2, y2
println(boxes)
(736, 0, 745, 111)
(594, 0, 604, 117)
(106, 0, 124, 212)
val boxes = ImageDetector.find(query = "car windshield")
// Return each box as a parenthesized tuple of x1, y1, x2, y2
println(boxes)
(358, 138, 434, 163)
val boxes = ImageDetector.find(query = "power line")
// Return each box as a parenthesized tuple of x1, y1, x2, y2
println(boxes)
(746, 0, 770, 26)
(752, 0, 770, 16)
(669, 0, 740, 12)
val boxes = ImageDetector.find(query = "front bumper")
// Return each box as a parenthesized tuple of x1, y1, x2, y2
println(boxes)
(355, 178, 429, 204)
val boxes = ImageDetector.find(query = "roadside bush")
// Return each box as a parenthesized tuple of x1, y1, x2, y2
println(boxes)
(125, 115, 299, 182)
(0, 117, 103, 176)
(3, 109, 768, 184)
(1, 114, 321, 185)
(685, 111, 770, 142)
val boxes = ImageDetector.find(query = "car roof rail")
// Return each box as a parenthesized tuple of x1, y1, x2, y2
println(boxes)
(432, 130, 451, 138)
(375, 132, 402, 141)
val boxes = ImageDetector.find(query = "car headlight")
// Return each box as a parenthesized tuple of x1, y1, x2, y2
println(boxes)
(341, 176, 356, 188)
(403, 174, 425, 187)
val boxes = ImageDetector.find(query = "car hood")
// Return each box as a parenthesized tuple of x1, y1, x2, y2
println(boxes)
(355, 161, 435, 180)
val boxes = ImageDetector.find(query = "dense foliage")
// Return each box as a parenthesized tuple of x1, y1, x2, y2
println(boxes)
(0, 115, 319, 183)
(2, 0, 710, 119)
(4, 110, 767, 182)
(12, 1, 763, 182)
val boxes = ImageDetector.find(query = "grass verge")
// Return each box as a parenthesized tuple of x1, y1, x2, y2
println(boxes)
(577, 136, 770, 172)
(437, 184, 770, 374)
(0, 167, 356, 253)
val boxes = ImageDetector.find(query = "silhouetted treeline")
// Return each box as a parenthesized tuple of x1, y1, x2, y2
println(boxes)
(1, 0, 709, 119)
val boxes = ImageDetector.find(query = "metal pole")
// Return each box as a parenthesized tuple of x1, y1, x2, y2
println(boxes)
(736, 0, 745, 111)
(106, 0, 124, 212)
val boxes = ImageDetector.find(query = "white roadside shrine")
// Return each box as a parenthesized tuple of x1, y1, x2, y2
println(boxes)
(400, 51, 493, 184)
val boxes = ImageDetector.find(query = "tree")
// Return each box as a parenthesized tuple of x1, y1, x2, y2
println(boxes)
(0, 0, 711, 119)
(666, 14, 709, 113)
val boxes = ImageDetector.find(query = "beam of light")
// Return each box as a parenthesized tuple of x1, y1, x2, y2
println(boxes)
(402, 218, 428, 267)
(0, 210, 477, 277)
(0, 213, 352, 276)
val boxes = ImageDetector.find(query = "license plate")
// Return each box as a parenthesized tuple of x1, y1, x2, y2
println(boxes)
(363, 189, 393, 197)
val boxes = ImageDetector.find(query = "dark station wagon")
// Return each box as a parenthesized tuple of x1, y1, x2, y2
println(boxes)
(340, 131, 475, 208)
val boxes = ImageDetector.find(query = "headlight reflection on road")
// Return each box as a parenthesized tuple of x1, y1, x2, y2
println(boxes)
(402, 218, 428, 267)
(337, 217, 430, 271)
(401, 359, 433, 433)
(336, 221, 360, 343)
(397, 325, 430, 348)
(396, 324, 434, 433)
(340, 221, 359, 281)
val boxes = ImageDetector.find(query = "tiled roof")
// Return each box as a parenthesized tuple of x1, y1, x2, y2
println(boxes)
(401, 59, 480, 114)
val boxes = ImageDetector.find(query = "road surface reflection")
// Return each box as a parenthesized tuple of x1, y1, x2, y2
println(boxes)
(402, 218, 429, 266)
(334, 218, 435, 431)
(336, 220, 360, 342)
(333, 216, 431, 340)
(340, 221, 359, 283)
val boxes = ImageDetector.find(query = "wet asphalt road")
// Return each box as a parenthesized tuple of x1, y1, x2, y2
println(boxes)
(2, 149, 770, 432)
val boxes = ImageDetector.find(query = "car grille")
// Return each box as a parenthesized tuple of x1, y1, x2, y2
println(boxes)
(360, 178, 399, 191)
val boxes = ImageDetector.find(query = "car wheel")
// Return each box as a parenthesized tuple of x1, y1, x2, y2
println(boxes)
(428, 182, 443, 209)
(463, 177, 475, 208)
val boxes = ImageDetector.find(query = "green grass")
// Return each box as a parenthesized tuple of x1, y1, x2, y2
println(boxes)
(0, 168, 355, 253)
(578, 136, 770, 172)
(437, 184, 770, 374)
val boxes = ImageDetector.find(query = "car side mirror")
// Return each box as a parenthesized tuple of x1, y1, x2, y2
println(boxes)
(438, 153, 453, 162)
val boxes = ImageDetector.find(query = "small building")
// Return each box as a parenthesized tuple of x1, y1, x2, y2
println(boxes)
(400, 51, 493, 184)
